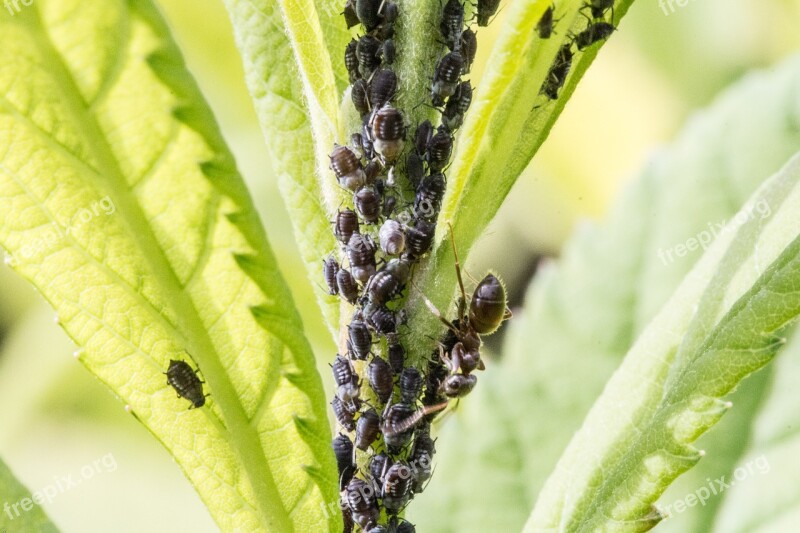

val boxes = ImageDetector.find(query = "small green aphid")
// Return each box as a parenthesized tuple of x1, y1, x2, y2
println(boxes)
(165, 359, 207, 409)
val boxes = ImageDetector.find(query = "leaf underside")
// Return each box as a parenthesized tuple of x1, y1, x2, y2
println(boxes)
(0, 1, 337, 531)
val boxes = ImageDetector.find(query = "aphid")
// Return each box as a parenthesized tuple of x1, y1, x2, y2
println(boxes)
(382, 462, 412, 513)
(370, 452, 393, 485)
(410, 428, 434, 493)
(440, 0, 464, 50)
(361, 123, 376, 159)
(365, 303, 397, 336)
(349, 317, 373, 359)
(386, 256, 412, 285)
(575, 21, 615, 50)
(355, 408, 381, 450)
(346, 233, 377, 284)
(387, 339, 406, 374)
(536, 4, 555, 39)
(369, 69, 398, 108)
(370, 105, 405, 163)
(383, 195, 398, 218)
(441, 373, 477, 397)
(366, 269, 401, 305)
(426, 127, 453, 172)
(404, 219, 436, 258)
(332, 396, 358, 431)
(588, 0, 614, 18)
(421, 356, 448, 412)
(346, 478, 380, 531)
(354, 187, 382, 224)
(381, 38, 396, 65)
(337, 268, 359, 305)
(381, 402, 416, 450)
(368, 356, 394, 403)
(540, 43, 573, 100)
(333, 355, 361, 403)
(431, 52, 464, 107)
(415, 172, 446, 220)
(391, 518, 416, 533)
(379, 219, 406, 256)
(399, 367, 423, 404)
(333, 434, 357, 489)
(330, 145, 366, 191)
(381, 1, 399, 23)
(345, 39, 360, 82)
(356, 0, 382, 31)
(357, 35, 382, 78)
(351, 78, 370, 116)
(165, 359, 206, 408)
(406, 151, 425, 185)
(477, 0, 501, 26)
(469, 274, 509, 335)
(322, 256, 340, 295)
(413, 120, 433, 156)
(442, 80, 472, 131)
(459, 28, 478, 73)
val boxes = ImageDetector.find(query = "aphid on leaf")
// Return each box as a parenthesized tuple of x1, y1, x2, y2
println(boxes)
(575, 21, 615, 50)
(369, 69, 398, 108)
(355, 407, 381, 450)
(370, 105, 405, 163)
(587, 0, 614, 19)
(346, 478, 380, 531)
(330, 145, 366, 191)
(356, 0, 382, 31)
(540, 43, 573, 100)
(346, 233, 377, 283)
(352, 78, 371, 116)
(426, 127, 453, 172)
(442, 80, 472, 132)
(413, 120, 433, 156)
(382, 462, 413, 512)
(165, 359, 207, 409)
(323, 255, 340, 295)
(477, 0, 501, 26)
(333, 433, 357, 489)
(404, 218, 436, 259)
(459, 28, 477, 73)
(332, 395, 359, 431)
(357, 35, 382, 77)
(349, 316, 373, 359)
(379, 219, 406, 256)
(355, 186, 382, 224)
(337, 267, 360, 305)
(440, 0, 464, 50)
(333, 355, 361, 403)
(414, 172, 446, 220)
(345, 38, 361, 82)
(368, 356, 394, 403)
(431, 52, 464, 107)
(536, 4, 556, 39)
(399, 367, 423, 404)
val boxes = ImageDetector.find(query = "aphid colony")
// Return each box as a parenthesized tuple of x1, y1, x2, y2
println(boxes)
(326, 0, 506, 530)
(538, 1, 617, 101)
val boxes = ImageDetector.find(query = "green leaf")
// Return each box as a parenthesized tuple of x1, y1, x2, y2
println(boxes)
(405, 0, 638, 365)
(526, 126, 800, 530)
(0, 457, 59, 532)
(222, 0, 343, 340)
(0, 2, 337, 531)
(410, 54, 800, 532)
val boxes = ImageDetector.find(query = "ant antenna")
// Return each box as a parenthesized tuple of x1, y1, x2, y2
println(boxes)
(447, 222, 468, 318)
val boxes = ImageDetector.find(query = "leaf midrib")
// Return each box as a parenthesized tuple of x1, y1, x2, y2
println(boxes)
(18, 7, 290, 530)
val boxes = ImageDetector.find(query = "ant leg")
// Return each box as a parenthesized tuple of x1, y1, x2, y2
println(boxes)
(447, 222, 468, 319)
(412, 279, 460, 335)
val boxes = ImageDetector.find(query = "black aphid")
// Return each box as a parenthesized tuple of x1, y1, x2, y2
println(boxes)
(352, 78, 370, 116)
(440, 0, 464, 50)
(406, 151, 425, 185)
(536, 5, 555, 39)
(575, 21, 615, 50)
(392, 518, 417, 533)
(330, 145, 366, 191)
(366, 304, 397, 336)
(442, 80, 472, 131)
(431, 52, 464, 106)
(404, 219, 436, 258)
(346, 233, 377, 284)
(410, 425, 435, 492)
(426, 127, 453, 172)
(399, 367, 423, 404)
(413, 120, 433, 156)
(357, 35, 382, 77)
(387, 339, 406, 374)
(355, 407, 381, 450)
(370, 105, 405, 163)
(477, 0, 501, 26)
(323, 255, 340, 295)
(588, 0, 614, 18)
(383, 194, 398, 218)
(165, 359, 206, 408)
(345, 39, 360, 82)
(382, 462, 412, 513)
(369, 69, 398, 108)
(366, 269, 401, 304)
(381, 1, 399, 23)
(368, 356, 394, 403)
(381, 402, 416, 450)
(356, 0, 382, 31)
(332, 395, 358, 431)
(343, 0, 360, 28)
(415, 172, 446, 220)
(346, 478, 380, 531)
(370, 452, 393, 485)
(337, 267, 359, 304)
(540, 43, 573, 100)
(333, 355, 361, 403)
(459, 28, 478, 73)
(333, 434, 357, 490)
(381, 38, 396, 65)
(349, 316, 373, 359)
(355, 187, 382, 224)
(441, 373, 477, 397)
